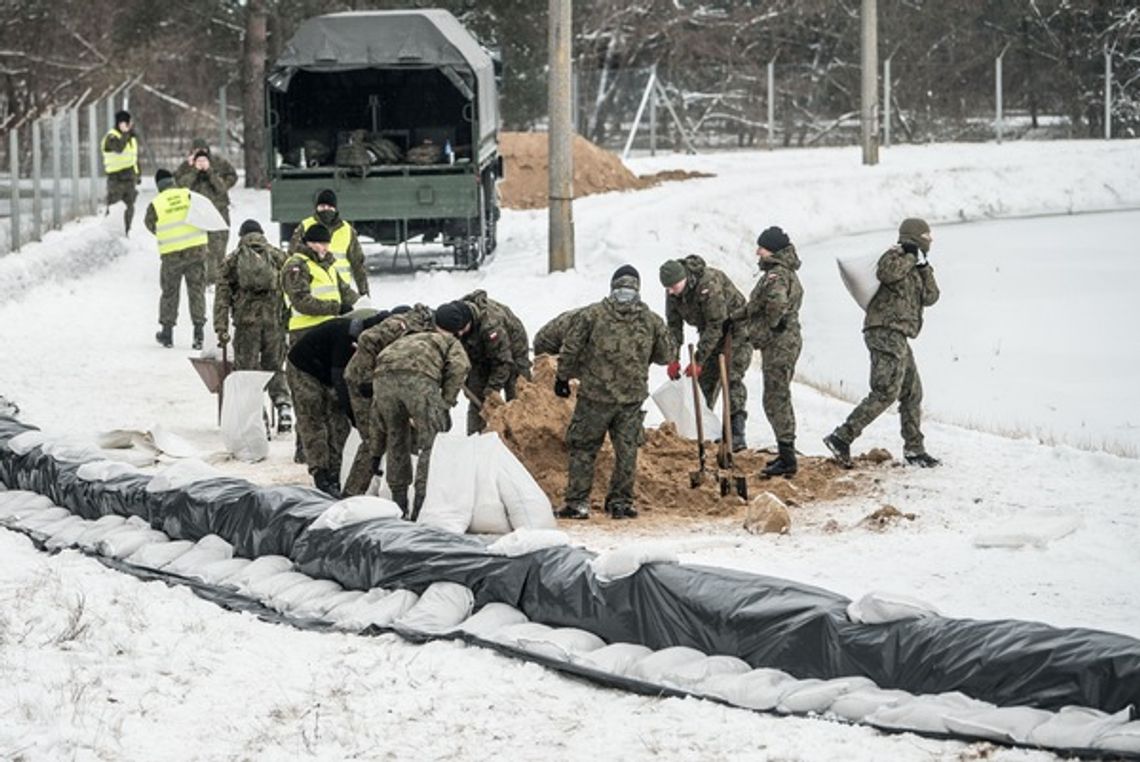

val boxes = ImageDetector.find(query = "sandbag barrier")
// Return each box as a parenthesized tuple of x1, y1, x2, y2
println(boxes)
(1, 416, 1138, 758)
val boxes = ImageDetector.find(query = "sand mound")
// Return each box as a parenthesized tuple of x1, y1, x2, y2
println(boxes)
(483, 356, 874, 525)
(497, 132, 711, 210)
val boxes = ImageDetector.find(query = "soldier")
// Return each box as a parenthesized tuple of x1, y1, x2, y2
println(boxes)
(659, 254, 751, 451)
(372, 304, 471, 519)
(824, 218, 942, 469)
(214, 220, 292, 431)
(555, 265, 673, 520)
(101, 110, 140, 235)
(175, 138, 238, 284)
(747, 226, 804, 477)
(288, 189, 370, 297)
(343, 304, 433, 495)
(533, 307, 585, 356)
(282, 223, 359, 486)
(456, 290, 532, 434)
(144, 169, 208, 349)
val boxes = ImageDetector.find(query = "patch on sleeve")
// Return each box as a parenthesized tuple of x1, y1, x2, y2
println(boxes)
(488, 330, 499, 342)
(767, 273, 779, 280)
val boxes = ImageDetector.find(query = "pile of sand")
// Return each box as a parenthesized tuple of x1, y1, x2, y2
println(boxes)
(497, 132, 711, 210)
(483, 356, 876, 526)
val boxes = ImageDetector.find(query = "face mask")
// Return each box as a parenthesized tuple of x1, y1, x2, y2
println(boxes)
(316, 209, 338, 227)
(611, 287, 640, 304)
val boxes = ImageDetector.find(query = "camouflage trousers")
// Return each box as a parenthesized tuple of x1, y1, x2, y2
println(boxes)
(342, 384, 382, 497)
(158, 247, 207, 328)
(697, 329, 752, 421)
(287, 360, 351, 476)
(564, 396, 646, 511)
(232, 317, 288, 406)
(759, 330, 802, 443)
(835, 328, 924, 452)
(205, 227, 229, 285)
(373, 372, 449, 499)
(465, 365, 519, 435)
(106, 173, 137, 234)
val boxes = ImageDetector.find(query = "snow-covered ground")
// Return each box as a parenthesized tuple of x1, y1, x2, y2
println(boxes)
(2, 139, 1139, 760)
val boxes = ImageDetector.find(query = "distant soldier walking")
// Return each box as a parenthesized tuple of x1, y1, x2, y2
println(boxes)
(289, 189, 371, 297)
(176, 138, 238, 285)
(747, 226, 804, 477)
(145, 169, 207, 349)
(555, 266, 673, 520)
(825, 218, 942, 468)
(101, 110, 140, 235)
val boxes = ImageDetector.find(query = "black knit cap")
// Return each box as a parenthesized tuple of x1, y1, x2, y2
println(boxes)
(315, 188, 337, 208)
(154, 169, 172, 184)
(435, 302, 470, 333)
(610, 264, 640, 288)
(238, 219, 263, 237)
(303, 224, 332, 244)
(114, 110, 131, 125)
(756, 226, 790, 252)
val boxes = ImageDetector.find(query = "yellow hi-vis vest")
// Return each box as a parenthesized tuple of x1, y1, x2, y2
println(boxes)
(283, 253, 341, 332)
(153, 188, 208, 255)
(101, 128, 139, 175)
(300, 216, 354, 284)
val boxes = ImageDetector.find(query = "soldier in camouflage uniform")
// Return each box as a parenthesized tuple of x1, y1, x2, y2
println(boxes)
(659, 255, 751, 451)
(282, 224, 359, 494)
(175, 138, 238, 285)
(746, 226, 804, 477)
(457, 290, 532, 434)
(288, 189, 370, 297)
(555, 265, 674, 520)
(213, 219, 291, 430)
(341, 304, 434, 496)
(825, 218, 941, 469)
(372, 304, 471, 519)
(533, 307, 585, 356)
(144, 169, 208, 349)
(101, 110, 140, 235)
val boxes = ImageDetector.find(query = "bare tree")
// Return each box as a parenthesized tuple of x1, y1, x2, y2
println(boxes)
(242, 0, 268, 187)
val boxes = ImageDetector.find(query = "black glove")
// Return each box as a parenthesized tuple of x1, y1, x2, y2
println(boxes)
(358, 383, 373, 399)
(772, 316, 787, 334)
(554, 378, 571, 398)
(370, 457, 383, 476)
(339, 302, 354, 315)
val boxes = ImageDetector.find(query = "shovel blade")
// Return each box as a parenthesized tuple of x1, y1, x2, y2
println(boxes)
(734, 476, 749, 500)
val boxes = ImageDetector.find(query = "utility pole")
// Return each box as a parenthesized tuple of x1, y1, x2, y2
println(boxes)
(548, 0, 575, 272)
(860, 0, 879, 165)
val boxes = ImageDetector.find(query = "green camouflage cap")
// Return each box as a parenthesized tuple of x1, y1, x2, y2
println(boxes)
(659, 259, 686, 287)
(898, 217, 932, 251)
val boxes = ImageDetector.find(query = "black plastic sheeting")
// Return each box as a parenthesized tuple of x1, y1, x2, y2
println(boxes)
(2, 414, 1139, 718)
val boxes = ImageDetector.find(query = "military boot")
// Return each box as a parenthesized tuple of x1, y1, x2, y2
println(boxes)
(823, 432, 853, 469)
(391, 487, 409, 519)
(762, 441, 797, 478)
(730, 413, 747, 453)
(155, 325, 173, 348)
(276, 403, 293, 434)
(557, 501, 590, 520)
(192, 324, 205, 351)
(312, 469, 342, 499)
(904, 450, 941, 468)
(411, 491, 425, 523)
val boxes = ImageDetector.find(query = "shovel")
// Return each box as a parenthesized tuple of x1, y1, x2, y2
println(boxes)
(686, 344, 708, 488)
(218, 342, 230, 426)
(715, 348, 748, 500)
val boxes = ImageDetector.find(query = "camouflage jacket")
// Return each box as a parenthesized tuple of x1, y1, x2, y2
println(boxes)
(175, 156, 237, 214)
(375, 331, 471, 407)
(558, 294, 673, 404)
(864, 245, 940, 338)
(665, 255, 748, 365)
(747, 244, 804, 349)
(344, 304, 435, 388)
(533, 307, 585, 356)
(460, 290, 532, 387)
(280, 244, 358, 321)
(288, 214, 369, 296)
(214, 233, 289, 329)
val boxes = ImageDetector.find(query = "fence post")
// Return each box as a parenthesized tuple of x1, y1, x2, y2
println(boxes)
(1104, 48, 1112, 140)
(32, 119, 42, 242)
(766, 56, 776, 150)
(88, 103, 99, 215)
(9, 128, 20, 253)
(883, 56, 892, 148)
(51, 113, 62, 230)
(995, 43, 1010, 144)
(649, 82, 657, 156)
(70, 107, 81, 220)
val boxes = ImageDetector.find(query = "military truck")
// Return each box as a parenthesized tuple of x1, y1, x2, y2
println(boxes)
(267, 10, 501, 270)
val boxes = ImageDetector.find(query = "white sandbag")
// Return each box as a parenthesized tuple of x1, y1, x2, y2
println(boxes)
(1094, 720, 1140, 754)
(43, 516, 90, 549)
(417, 432, 478, 533)
(459, 602, 530, 638)
(944, 706, 1055, 744)
(576, 643, 655, 677)
(40, 437, 102, 463)
(164, 535, 234, 576)
(847, 591, 940, 624)
(14, 506, 72, 530)
(8, 430, 47, 455)
(701, 668, 797, 710)
(244, 570, 314, 601)
(146, 459, 220, 493)
(337, 428, 362, 490)
(0, 491, 56, 522)
(76, 460, 144, 482)
(298, 589, 365, 620)
(74, 515, 128, 550)
(494, 437, 556, 530)
(660, 655, 752, 691)
(837, 251, 880, 311)
(868, 692, 992, 734)
(487, 528, 569, 557)
(270, 579, 345, 616)
(185, 190, 229, 231)
(516, 627, 606, 662)
(323, 588, 392, 625)
(468, 433, 512, 535)
(828, 687, 912, 722)
(486, 621, 555, 647)
(96, 525, 169, 560)
(310, 495, 402, 532)
(591, 542, 679, 583)
(651, 379, 720, 441)
(332, 589, 420, 631)
(777, 676, 877, 715)
(149, 423, 202, 459)
(126, 539, 195, 569)
(220, 370, 274, 462)
(394, 581, 475, 633)
(628, 646, 707, 683)
(223, 555, 294, 590)
(96, 428, 161, 454)
(193, 557, 251, 586)
(1028, 706, 1132, 750)
(973, 512, 1083, 549)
